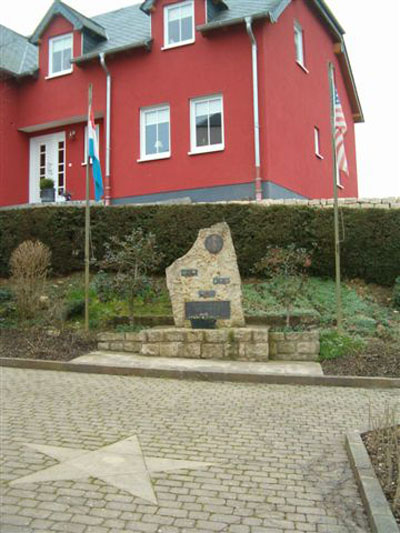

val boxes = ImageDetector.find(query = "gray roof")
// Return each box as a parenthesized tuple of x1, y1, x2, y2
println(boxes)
(74, 5, 151, 62)
(0, 25, 38, 77)
(204, 0, 290, 27)
(30, 1, 107, 44)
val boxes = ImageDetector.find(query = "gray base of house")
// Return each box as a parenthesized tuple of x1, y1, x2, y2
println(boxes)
(112, 181, 307, 205)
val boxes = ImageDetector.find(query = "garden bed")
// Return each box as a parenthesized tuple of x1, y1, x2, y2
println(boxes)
(362, 425, 400, 527)
(0, 328, 96, 361)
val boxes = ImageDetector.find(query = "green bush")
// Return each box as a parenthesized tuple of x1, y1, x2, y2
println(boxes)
(0, 204, 399, 285)
(319, 329, 366, 360)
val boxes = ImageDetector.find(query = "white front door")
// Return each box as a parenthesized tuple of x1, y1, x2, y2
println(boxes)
(29, 132, 66, 203)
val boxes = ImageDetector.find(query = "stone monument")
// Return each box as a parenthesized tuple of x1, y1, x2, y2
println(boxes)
(166, 222, 245, 328)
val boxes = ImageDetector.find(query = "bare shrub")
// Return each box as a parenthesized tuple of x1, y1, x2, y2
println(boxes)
(10, 240, 51, 318)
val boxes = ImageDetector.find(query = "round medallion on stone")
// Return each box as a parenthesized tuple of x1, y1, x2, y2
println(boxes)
(205, 234, 224, 254)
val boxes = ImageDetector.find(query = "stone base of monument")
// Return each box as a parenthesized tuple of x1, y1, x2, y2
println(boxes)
(97, 328, 320, 363)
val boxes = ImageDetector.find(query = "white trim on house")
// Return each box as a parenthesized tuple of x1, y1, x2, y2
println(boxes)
(139, 104, 171, 161)
(29, 131, 66, 203)
(189, 94, 224, 154)
(163, 0, 195, 49)
(48, 33, 73, 78)
(314, 126, 323, 159)
(294, 21, 306, 69)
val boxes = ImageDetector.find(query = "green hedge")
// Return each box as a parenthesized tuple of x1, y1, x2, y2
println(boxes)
(0, 204, 399, 285)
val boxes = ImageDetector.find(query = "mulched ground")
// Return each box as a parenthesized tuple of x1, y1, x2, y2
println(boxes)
(321, 339, 400, 378)
(0, 328, 97, 361)
(362, 426, 400, 526)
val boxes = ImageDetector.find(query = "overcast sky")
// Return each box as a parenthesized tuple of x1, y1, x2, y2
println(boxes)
(1, 0, 399, 198)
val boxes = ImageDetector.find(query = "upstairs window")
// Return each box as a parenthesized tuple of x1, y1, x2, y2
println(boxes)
(140, 105, 171, 161)
(164, 0, 194, 49)
(294, 21, 306, 69)
(49, 33, 73, 77)
(190, 95, 224, 154)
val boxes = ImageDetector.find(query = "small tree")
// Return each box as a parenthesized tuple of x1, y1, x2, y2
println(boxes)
(10, 240, 51, 318)
(98, 228, 163, 325)
(254, 244, 312, 327)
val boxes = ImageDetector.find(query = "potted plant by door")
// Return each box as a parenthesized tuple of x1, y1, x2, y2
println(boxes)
(40, 178, 55, 202)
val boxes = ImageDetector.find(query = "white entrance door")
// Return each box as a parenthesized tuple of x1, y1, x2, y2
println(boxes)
(29, 132, 66, 203)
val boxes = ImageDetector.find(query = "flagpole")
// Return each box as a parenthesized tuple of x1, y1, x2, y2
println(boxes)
(84, 84, 93, 333)
(328, 63, 343, 331)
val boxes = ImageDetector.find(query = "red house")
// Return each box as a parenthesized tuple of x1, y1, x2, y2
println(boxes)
(0, 0, 363, 207)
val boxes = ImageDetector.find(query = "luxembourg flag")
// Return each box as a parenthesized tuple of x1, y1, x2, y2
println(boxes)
(88, 108, 104, 201)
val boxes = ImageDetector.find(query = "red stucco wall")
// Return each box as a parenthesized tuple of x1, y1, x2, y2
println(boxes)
(262, 0, 358, 198)
(0, 0, 359, 206)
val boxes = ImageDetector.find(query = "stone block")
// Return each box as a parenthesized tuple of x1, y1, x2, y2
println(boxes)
(297, 341, 319, 355)
(146, 329, 165, 342)
(159, 342, 183, 357)
(238, 342, 247, 358)
(109, 342, 124, 351)
(182, 343, 201, 358)
(201, 343, 225, 359)
(246, 343, 269, 359)
(123, 342, 141, 353)
(269, 343, 278, 357)
(252, 329, 269, 342)
(164, 330, 185, 342)
(269, 332, 284, 341)
(97, 332, 125, 342)
(232, 328, 252, 342)
(224, 342, 239, 359)
(140, 343, 160, 356)
(205, 330, 228, 343)
(277, 341, 296, 354)
(126, 330, 147, 342)
(97, 342, 109, 351)
(185, 330, 204, 342)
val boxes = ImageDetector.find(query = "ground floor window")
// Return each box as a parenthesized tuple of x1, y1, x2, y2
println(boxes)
(190, 95, 224, 154)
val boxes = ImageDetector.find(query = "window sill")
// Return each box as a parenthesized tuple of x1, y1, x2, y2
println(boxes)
(336, 183, 344, 190)
(137, 154, 171, 163)
(45, 69, 73, 80)
(161, 39, 195, 51)
(296, 61, 309, 74)
(188, 145, 224, 156)
(315, 153, 324, 160)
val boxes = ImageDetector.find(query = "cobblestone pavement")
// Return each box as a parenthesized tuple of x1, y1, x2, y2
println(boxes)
(1, 368, 399, 533)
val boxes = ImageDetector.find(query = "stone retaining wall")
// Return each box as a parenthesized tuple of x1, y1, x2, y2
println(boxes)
(269, 331, 320, 361)
(97, 328, 321, 362)
(98, 327, 270, 362)
(229, 197, 400, 209)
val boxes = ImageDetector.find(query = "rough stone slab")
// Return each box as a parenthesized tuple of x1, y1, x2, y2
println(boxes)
(70, 352, 324, 376)
(346, 431, 399, 533)
(166, 222, 245, 327)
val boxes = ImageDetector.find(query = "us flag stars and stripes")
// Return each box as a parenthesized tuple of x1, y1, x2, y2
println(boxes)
(334, 88, 349, 177)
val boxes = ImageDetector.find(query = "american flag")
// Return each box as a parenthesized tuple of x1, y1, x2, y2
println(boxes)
(334, 88, 349, 176)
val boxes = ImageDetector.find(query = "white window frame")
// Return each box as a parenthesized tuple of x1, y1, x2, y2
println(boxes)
(163, 0, 195, 50)
(83, 124, 100, 165)
(138, 104, 171, 162)
(48, 33, 73, 78)
(294, 21, 307, 71)
(314, 127, 323, 159)
(189, 94, 224, 155)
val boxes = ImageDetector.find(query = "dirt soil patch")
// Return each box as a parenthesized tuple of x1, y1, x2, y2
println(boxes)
(321, 339, 400, 378)
(0, 328, 97, 361)
(362, 426, 400, 527)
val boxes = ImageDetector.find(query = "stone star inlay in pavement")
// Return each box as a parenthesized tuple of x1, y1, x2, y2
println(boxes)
(10, 435, 213, 504)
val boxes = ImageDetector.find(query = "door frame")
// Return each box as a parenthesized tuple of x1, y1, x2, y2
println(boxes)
(29, 131, 66, 203)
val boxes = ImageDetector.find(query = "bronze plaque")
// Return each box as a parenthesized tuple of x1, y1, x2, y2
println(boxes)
(213, 277, 230, 285)
(198, 290, 216, 298)
(185, 301, 231, 319)
(205, 234, 224, 254)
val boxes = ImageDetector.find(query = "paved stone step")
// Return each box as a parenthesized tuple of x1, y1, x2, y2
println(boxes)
(71, 351, 323, 376)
